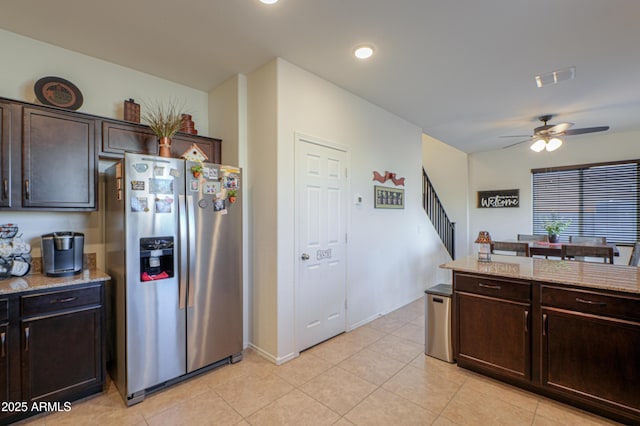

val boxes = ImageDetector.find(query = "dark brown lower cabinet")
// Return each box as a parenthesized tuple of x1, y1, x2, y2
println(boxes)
(540, 285, 640, 422)
(457, 293, 530, 382)
(0, 323, 8, 404)
(542, 308, 640, 417)
(454, 273, 531, 383)
(21, 307, 102, 403)
(454, 271, 640, 425)
(0, 283, 105, 425)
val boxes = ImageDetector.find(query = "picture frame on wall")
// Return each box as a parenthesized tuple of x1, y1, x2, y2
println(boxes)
(477, 189, 519, 208)
(374, 185, 404, 209)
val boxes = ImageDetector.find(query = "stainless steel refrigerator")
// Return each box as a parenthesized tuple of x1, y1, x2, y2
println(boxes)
(105, 153, 242, 405)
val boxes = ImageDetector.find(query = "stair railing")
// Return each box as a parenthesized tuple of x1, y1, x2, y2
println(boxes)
(422, 168, 455, 258)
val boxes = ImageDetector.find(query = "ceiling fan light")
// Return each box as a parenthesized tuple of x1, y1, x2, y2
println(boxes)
(546, 138, 563, 151)
(530, 139, 546, 152)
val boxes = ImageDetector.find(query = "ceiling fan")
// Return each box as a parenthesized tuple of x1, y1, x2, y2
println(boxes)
(502, 114, 610, 152)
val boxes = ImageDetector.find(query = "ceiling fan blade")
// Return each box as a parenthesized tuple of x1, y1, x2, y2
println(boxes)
(563, 126, 610, 136)
(499, 134, 532, 138)
(543, 122, 573, 134)
(502, 138, 532, 149)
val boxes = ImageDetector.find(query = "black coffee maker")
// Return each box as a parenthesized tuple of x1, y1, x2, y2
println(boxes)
(41, 232, 84, 277)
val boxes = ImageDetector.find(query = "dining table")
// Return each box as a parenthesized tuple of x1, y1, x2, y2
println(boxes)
(527, 241, 620, 257)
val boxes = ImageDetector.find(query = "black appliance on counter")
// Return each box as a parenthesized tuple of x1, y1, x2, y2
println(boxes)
(41, 232, 84, 277)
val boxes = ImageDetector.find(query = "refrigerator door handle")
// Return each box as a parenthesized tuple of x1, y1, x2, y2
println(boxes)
(178, 194, 188, 310)
(187, 195, 196, 308)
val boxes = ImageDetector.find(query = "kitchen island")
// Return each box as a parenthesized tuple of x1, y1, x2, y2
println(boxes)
(440, 255, 639, 425)
(0, 264, 110, 424)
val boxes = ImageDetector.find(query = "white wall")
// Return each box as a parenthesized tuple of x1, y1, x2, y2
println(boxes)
(208, 75, 247, 167)
(246, 61, 279, 358)
(0, 29, 210, 269)
(468, 130, 640, 263)
(249, 58, 450, 363)
(0, 29, 208, 129)
(422, 134, 470, 257)
(208, 75, 249, 347)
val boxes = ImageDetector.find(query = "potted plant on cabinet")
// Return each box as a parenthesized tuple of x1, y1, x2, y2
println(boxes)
(543, 215, 571, 243)
(142, 100, 184, 158)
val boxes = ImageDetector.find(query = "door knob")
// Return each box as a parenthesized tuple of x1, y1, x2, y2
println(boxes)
(301, 253, 310, 261)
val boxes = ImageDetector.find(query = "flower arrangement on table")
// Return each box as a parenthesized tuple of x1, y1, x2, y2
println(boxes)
(543, 215, 571, 243)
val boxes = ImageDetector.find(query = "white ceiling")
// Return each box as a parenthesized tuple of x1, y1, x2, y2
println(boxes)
(1, 0, 640, 153)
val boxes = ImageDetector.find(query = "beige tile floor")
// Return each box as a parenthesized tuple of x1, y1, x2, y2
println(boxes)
(19, 298, 622, 426)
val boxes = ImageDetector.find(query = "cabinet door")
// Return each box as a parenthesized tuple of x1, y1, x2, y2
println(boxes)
(22, 108, 96, 209)
(21, 308, 102, 403)
(0, 324, 8, 403)
(541, 308, 640, 415)
(101, 120, 158, 157)
(171, 133, 221, 164)
(456, 292, 531, 381)
(0, 101, 11, 207)
(101, 121, 222, 163)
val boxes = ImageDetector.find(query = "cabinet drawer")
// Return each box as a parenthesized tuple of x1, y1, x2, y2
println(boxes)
(0, 299, 7, 321)
(21, 286, 101, 317)
(541, 285, 640, 322)
(455, 273, 530, 302)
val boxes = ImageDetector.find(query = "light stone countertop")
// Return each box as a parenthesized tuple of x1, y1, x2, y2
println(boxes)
(440, 255, 640, 295)
(0, 268, 110, 295)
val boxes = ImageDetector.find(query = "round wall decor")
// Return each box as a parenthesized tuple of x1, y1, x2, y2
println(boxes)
(34, 76, 83, 110)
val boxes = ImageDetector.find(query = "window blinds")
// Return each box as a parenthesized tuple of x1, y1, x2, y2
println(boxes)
(532, 160, 639, 244)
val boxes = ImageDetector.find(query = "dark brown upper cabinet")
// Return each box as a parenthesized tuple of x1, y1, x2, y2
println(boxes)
(0, 96, 222, 211)
(101, 120, 221, 164)
(0, 101, 97, 211)
(21, 107, 97, 210)
(0, 100, 12, 208)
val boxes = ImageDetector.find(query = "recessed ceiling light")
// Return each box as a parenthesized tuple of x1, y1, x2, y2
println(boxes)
(259, 0, 278, 4)
(354, 45, 375, 60)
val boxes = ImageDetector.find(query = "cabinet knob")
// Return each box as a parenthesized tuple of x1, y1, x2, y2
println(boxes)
(301, 253, 310, 261)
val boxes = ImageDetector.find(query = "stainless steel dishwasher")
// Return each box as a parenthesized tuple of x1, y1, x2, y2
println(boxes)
(424, 283, 454, 363)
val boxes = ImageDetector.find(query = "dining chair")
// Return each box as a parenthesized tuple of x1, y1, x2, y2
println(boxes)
(561, 244, 614, 264)
(517, 234, 549, 242)
(491, 241, 531, 257)
(628, 242, 640, 266)
(569, 236, 607, 245)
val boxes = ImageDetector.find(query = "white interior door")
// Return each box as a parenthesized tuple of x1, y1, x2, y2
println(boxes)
(296, 134, 348, 352)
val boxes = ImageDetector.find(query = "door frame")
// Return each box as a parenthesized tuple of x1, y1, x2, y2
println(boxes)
(293, 132, 350, 355)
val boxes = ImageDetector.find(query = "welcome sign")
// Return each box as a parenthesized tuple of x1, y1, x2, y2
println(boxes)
(477, 189, 519, 208)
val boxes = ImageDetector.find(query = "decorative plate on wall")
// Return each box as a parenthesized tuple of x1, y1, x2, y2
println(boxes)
(34, 76, 83, 110)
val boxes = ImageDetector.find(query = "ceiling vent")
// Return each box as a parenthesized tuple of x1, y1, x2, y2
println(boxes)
(535, 66, 575, 88)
